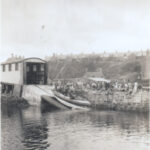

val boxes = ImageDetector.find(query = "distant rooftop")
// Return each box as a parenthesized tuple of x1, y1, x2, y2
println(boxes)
(86, 77, 111, 83)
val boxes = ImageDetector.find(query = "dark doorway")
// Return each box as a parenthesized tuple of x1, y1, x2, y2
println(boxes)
(26, 63, 46, 84)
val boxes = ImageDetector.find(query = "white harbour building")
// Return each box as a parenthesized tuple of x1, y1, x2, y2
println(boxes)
(0, 57, 47, 96)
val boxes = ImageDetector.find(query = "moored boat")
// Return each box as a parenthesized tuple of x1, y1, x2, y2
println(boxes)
(53, 91, 91, 107)
(41, 92, 90, 110)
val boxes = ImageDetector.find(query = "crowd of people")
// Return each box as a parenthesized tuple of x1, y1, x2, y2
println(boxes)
(50, 79, 142, 99)
(52, 81, 82, 99)
(111, 80, 141, 94)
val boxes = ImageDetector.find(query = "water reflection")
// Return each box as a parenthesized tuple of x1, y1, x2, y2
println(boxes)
(2, 106, 50, 150)
(1, 104, 150, 150)
(21, 108, 50, 150)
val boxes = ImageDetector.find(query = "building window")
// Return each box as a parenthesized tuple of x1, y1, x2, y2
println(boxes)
(9, 64, 12, 71)
(15, 63, 19, 71)
(40, 64, 44, 71)
(27, 66, 29, 72)
(33, 65, 37, 72)
(2, 65, 5, 72)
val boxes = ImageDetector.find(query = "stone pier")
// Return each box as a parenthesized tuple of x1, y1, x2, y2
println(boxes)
(87, 89, 149, 112)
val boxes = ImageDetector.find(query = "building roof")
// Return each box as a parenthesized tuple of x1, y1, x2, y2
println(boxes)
(84, 68, 104, 78)
(1, 57, 46, 65)
(86, 77, 111, 83)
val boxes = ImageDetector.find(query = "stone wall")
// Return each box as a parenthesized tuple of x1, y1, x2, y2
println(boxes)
(87, 89, 149, 112)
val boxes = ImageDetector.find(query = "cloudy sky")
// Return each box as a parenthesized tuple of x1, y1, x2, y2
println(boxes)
(1, 0, 150, 61)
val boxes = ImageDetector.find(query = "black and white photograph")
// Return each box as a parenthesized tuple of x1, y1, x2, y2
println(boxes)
(0, 0, 150, 150)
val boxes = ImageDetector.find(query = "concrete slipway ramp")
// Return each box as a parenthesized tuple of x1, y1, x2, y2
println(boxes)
(22, 85, 88, 110)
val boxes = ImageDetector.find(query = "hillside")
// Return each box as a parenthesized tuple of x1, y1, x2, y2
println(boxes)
(47, 55, 145, 82)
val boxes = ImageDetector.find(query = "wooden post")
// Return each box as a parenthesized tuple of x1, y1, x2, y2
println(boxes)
(141, 89, 142, 103)
(23, 61, 27, 84)
(45, 63, 48, 85)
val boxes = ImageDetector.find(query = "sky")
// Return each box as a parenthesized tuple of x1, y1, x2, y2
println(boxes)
(1, 0, 150, 61)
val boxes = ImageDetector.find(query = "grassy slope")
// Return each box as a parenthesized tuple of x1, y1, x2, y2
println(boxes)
(47, 55, 144, 82)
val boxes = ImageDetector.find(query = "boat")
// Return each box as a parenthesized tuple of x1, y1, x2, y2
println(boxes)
(41, 91, 91, 110)
(53, 91, 91, 107)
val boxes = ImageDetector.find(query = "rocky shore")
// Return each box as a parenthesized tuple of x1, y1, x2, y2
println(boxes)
(1, 94, 29, 109)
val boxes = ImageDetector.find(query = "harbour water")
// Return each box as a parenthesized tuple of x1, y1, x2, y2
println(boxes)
(1, 105, 149, 150)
